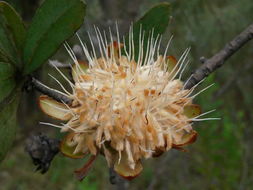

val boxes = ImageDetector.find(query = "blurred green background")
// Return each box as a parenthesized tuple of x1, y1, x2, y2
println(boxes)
(1, 0, 253, 189)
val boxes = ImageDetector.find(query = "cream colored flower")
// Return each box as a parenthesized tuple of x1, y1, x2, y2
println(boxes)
(39, 28, 216, 180)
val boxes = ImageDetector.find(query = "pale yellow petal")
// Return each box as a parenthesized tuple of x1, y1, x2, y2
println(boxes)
(39, 95, 72, 121)
(114, 152, 143, 180)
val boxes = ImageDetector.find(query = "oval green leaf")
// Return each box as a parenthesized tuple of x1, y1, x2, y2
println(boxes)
(23, 0, 86, 75)
(0, 62, 16, 102)
(127, 3, 171, 60)
(0, 91, 20, 162)
(0, 2, 26, 69)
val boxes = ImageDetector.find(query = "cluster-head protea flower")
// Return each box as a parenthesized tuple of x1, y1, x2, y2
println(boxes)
(39, 27, 215, 180)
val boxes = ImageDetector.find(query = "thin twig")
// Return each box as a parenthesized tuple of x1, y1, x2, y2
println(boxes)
(48, 60, 72, 68)
(185, 23, 253, 89)
(31, 77, 73, 105)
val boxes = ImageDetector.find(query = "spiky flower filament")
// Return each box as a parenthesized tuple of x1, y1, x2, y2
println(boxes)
(39, 28, 215, 179)
(73, 56, 191, 159)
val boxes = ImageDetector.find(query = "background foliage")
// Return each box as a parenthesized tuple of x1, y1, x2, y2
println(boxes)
(0, 0, 253, 189)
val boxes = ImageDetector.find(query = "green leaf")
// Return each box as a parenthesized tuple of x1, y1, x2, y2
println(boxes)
(0, 78, 16, 103)
(23, 0, 86, 75)
(0, 62, 15, 80)
(127, 3, 171, 60)
(0, 2, 26, 68)
(0, 62, 16, 102)
(0, 91, 20, 162)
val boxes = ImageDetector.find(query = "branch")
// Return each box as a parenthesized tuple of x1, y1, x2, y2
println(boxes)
(31, 77, 73, 105)
(185, 23, 253, 89)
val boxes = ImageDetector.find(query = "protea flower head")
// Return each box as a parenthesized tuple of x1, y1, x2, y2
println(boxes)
(39, 27, 217, 180)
